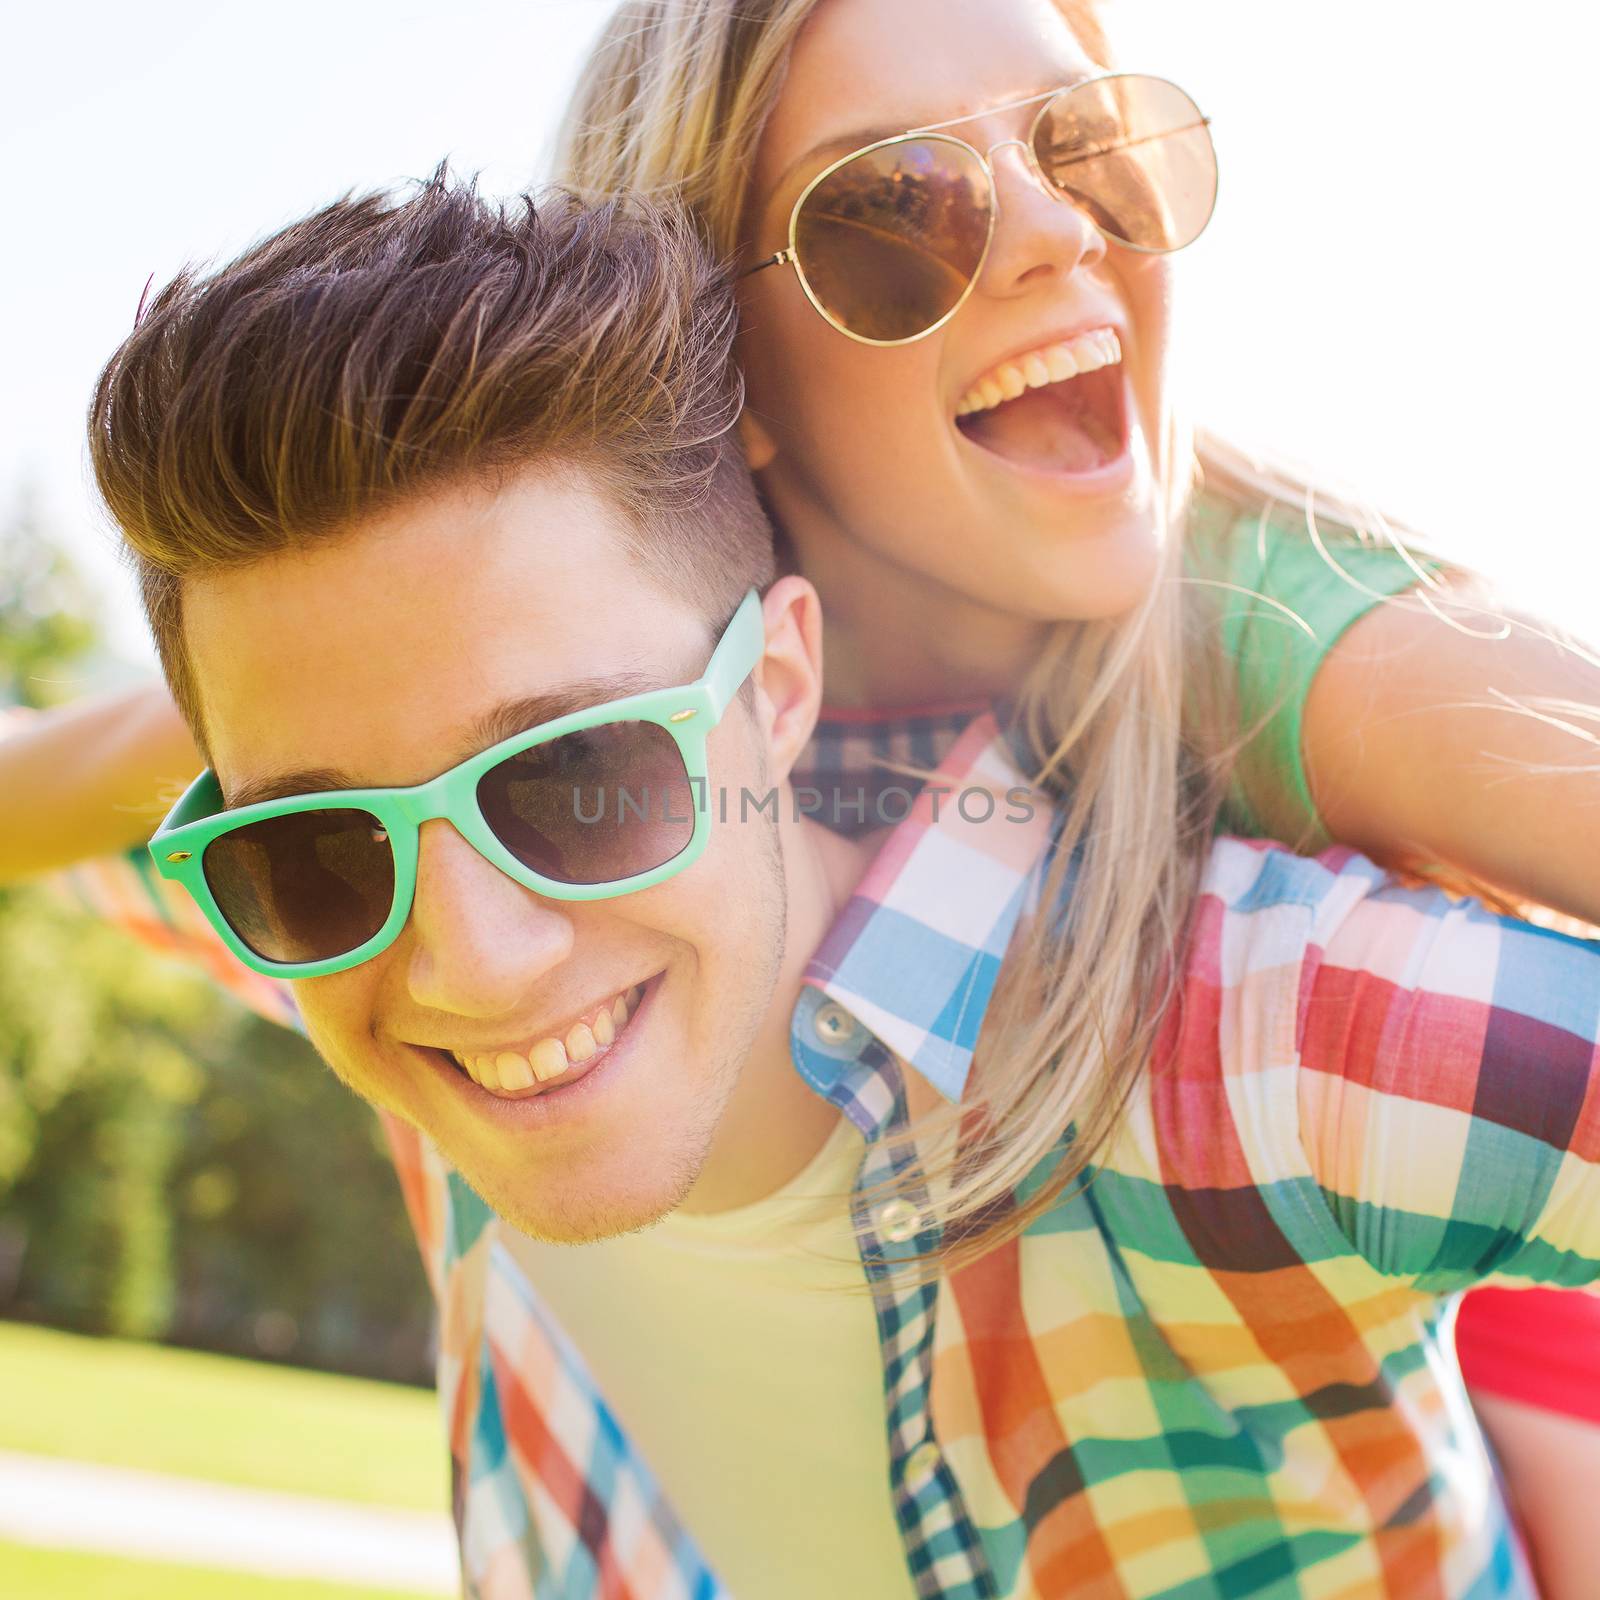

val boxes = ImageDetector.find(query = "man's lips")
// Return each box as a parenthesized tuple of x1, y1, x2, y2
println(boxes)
(429, 978, 655, 1098)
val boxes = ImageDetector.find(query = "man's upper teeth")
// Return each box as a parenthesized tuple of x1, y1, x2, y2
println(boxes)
(955, 328, 1121, 418)
(449, 985, 641, 1097)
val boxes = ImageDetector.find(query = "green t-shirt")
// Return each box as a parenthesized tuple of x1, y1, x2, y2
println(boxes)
(1187, 491, 1439, 848)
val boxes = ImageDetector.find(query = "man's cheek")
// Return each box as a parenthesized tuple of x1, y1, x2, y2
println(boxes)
(296, 998, 390, 1109)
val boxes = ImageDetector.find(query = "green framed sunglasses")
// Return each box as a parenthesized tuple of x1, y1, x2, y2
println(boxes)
(149, 589, 765, 979)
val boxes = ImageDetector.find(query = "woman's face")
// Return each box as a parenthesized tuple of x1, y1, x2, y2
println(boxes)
(741, 0, 1178, 638)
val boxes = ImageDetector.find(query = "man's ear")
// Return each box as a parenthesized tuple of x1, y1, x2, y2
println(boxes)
(751, 575, 822, 785)
(738, 407, 779, 472)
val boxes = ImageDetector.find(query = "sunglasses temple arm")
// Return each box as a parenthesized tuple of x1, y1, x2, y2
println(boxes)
(702, 590, 768, 717)
(738, 249, 794, 280)
(150, 766, 225, 851)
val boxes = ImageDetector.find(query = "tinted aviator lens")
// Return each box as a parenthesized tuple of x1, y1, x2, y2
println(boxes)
(203, 808, 395, 966)
(477, 720, 696, 886)
(795, 136, 991, 342)
(1032, 75, 1216, 251)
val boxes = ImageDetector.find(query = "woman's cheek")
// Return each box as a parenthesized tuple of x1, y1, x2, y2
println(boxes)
(752, 326, 884, 466)
(1119, 255, 1174, 428)
(813, 356, 943, 515)
(737, 278, 831, 425)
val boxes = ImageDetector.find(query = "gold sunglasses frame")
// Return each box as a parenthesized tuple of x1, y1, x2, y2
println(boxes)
(743, 74, 1215, 348)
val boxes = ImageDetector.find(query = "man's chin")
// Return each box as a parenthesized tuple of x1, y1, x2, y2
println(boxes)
(465, 1158, 704, 1247)
(497, 1196, 672, 1246)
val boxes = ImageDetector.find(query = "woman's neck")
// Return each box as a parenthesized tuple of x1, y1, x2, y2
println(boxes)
(790, 530, 1051, 710)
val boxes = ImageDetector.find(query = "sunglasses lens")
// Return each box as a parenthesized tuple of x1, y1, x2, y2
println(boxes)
(1033, 75, 1217, 251)
(795, 137, 991, 342)
(477, 720, 697, 886)
(203, 809, 395, 966)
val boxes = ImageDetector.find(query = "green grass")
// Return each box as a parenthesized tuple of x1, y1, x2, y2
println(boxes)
(0, 1540, 443, 1599)
(0, 1322, 448, 1512)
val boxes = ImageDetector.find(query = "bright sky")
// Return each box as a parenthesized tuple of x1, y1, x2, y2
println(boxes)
(4, 1, 1596, 672)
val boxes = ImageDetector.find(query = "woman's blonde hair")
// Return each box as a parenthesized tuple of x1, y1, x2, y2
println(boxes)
(552, 0, 1449, 1280)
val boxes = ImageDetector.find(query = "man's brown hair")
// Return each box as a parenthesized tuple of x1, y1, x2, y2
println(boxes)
(89, 168, 773, 757)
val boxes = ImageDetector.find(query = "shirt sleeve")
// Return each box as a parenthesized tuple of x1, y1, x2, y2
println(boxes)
(1454, 1281, 1600, 1421)
(1189, 496, 1441, 848)
(0, 700, 304, 1033)
(1293, 852, 1600, 1294)
(53, 844, 306, 1034)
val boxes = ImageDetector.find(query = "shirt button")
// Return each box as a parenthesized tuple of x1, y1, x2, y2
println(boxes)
(903, 1440, 941, 1494)
(877, 1198, 922, 1243)
(813, 1001, 861, 1048)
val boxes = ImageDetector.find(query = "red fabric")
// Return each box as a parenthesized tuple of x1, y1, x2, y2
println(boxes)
(1456, 1285, 1600, 1423)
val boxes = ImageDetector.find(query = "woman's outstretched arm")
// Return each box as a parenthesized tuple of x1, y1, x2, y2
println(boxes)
(0, 680, 199, 882)
(1302, 576, 1600, 921)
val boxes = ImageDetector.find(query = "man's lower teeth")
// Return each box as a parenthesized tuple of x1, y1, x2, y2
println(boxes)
(460, 987, 639, 1094)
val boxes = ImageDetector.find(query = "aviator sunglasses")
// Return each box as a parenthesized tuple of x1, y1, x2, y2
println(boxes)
(744, 73, 1217, 346)
(149, 590, 765, 979)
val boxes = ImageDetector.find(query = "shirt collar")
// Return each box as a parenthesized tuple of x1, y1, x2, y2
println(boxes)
(791, 712, 1056, 1126)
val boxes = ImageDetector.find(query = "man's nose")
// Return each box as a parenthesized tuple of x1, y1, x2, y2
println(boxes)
(402, 818, 575, 1017)
(976, 136, 1107, 297)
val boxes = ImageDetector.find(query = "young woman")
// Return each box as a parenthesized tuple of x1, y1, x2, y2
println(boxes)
(5, 0, 1597, 1591)
(549, 8, 1600, 1593)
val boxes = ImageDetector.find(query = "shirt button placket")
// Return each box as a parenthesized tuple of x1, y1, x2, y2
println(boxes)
(902, 1439, 942, 1496)
(877, 1198, 923, 1244)
(812, 1001, 861, 1049)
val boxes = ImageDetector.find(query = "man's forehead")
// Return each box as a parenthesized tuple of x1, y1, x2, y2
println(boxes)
(178, 467, 711, 810)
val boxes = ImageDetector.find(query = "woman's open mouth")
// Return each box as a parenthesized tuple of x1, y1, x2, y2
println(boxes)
(953, 328, 1129, 477)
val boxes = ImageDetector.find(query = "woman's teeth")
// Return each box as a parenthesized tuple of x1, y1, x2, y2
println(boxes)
(955, 328, 1121, 419)
(450, 986, 641, 1096)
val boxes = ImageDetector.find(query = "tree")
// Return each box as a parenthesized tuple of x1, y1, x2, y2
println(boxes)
(0, 484, 98, 710)
(0, 493, 433, 1380)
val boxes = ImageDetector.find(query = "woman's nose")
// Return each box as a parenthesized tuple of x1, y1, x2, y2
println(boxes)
(402, 818, 575, 1017)
(977, 137, 1108, 297)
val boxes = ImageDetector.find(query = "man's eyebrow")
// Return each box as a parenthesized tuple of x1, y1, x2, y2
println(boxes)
(457, 675, 659, 758)
(223, 766, 353, 813)
(220, 673, 660, 812)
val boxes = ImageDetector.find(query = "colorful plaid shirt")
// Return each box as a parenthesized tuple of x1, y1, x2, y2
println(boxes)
(29, 705, 1600, 1598)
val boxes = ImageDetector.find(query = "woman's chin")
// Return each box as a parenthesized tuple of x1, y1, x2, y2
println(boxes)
(953, 453, 1166, 623)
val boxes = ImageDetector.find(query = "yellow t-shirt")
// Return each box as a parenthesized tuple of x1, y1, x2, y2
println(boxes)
(498, 1112, 916, 1600)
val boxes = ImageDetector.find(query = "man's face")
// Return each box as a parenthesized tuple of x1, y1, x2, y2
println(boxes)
(182, 467, 789, 1242)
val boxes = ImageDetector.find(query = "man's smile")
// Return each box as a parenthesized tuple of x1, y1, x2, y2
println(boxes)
(440, 977, 651, 1096)
(415, 972, 667, 1130)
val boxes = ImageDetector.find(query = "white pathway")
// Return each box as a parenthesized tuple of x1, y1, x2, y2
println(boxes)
(0, 1449, 458, 1593)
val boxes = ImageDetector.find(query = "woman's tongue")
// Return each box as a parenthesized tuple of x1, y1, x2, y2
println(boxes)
(958, 383, 1115, 474)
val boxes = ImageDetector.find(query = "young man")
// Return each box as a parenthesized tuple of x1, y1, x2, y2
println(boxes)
(77, 174, 1600, 1600)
